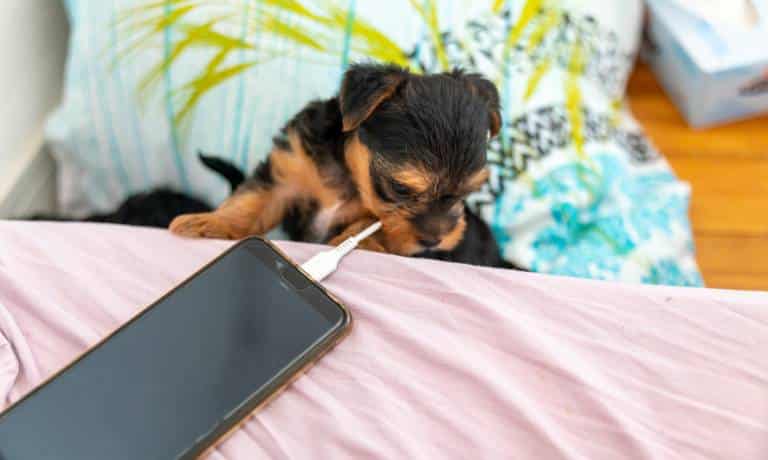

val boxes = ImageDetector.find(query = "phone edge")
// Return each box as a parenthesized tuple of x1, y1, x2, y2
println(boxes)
(0, 237, 353, 460)
(189, 238, 353, 458)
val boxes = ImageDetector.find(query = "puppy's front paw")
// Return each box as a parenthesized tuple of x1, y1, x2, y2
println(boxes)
(355, 237, 387, 253)
(169, 212, 245, 239)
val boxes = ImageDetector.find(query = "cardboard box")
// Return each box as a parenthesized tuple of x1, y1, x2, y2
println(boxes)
(644, 0, 768, 128)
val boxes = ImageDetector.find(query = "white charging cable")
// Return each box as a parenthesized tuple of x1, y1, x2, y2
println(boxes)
(301, 221, 382, 281)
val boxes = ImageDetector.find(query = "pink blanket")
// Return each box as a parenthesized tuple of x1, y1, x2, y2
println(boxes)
(0, 221, 766, 459)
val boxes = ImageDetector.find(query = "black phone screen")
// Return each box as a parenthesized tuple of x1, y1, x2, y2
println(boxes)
(0, 238, 347, 460)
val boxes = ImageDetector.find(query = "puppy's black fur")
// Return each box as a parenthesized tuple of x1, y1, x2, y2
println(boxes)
(171, 64, 504, 259)
(201, 153, 509, 268)
(28, 189, 212, 228)
(417, 204, 506, 267)
(33, 64, 517, 269)
(27, 153, 515, 269)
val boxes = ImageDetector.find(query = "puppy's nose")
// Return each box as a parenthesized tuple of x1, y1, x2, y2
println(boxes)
(418, 238, 441, 248)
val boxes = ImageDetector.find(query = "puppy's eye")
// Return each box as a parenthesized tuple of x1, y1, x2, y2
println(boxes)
(439, 194, 464, 208)
(440, 194, 459, 203)
(389, 180, 412, 198)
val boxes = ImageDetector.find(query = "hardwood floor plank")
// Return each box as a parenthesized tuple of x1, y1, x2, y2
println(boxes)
(703, 273, 768, 291)
(628, 63, 768, 290)
(696, 235, 768, 275)
(666, 157, 768, 235)
(689, 194, 768, 236)
(667, 157, 768, 194)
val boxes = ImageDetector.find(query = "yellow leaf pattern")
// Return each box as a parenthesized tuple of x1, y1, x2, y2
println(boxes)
(523, 57, 551, 101)
(408, 0, 449, 71)
(526, 7, 558, 54)
(114, 0, 596, 154)
(565, 39, 585, 159)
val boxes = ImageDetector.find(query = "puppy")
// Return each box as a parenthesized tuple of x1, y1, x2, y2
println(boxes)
(171, 63, 501, 259)
(198, 152, 509, 268)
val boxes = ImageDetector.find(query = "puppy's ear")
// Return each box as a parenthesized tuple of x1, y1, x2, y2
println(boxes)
(452, 69, 502, 138)
(339, 63, 408, 132)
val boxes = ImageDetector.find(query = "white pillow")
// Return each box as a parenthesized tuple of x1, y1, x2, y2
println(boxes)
(47, 0, 702, 285)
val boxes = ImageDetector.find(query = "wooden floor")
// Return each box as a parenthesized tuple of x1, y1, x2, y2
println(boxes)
(627, 63, 768, 291)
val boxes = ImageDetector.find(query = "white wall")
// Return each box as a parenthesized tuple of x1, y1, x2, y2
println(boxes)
(0, 0, 68, 163)
(0, 0, 68, 216)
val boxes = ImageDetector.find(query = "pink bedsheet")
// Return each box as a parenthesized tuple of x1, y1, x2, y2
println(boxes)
(0, 221, 766, 459)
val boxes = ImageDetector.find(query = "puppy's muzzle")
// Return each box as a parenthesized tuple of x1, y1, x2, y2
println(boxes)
(412, 213, 460, 249)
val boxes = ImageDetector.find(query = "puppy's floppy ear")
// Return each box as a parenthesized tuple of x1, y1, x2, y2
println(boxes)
(451, 69, 502, 138)
(339, 63, 408, 132)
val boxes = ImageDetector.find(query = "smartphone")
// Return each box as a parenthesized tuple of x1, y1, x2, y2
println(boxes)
(0, 237, 350, 460)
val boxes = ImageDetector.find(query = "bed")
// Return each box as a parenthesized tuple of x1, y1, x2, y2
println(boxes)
(1, 221, 766, 459)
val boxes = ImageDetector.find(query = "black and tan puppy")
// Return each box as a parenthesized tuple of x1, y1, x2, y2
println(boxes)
(170, 63, 501, 259)
(198, 152, 507, 268)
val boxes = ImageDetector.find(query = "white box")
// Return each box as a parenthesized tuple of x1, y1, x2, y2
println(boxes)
(644, 0, 768, 127)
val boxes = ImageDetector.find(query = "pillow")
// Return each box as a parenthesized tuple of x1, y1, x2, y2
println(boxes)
(458, 1, 703, 285)
(49, 0, 493, 214)
(47, 0, 702, 286)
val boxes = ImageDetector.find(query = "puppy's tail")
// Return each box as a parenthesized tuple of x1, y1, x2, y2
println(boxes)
(198, 151, 246, 192)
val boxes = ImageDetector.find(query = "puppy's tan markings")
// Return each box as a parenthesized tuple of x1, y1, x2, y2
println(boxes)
(328, 217, 386, 253)
(436, 216, 466, 251)
(169, 186, 289, 239)
(340, 72, 406, 132)
(345, 135, 377, 211)
(329, 200, 366, 231)
(279, 131, 367, 238)
(172, 129, 346, 239)
(173, 64, 498, 259)
(343, 134, 468, 255)
(464, 168, 490, 192)
(378, 214, 421, 255)
(393, 168, 432, 194)
(273, 131, 339, 208)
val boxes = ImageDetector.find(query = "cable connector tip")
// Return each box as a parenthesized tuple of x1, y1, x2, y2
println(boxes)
(301, 221, 382, 281)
